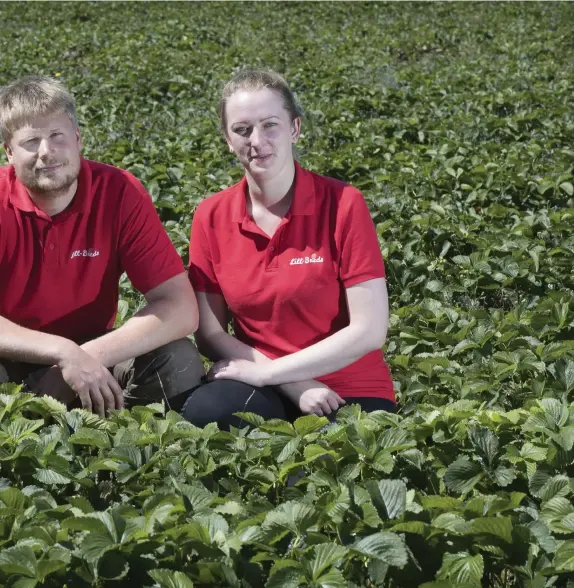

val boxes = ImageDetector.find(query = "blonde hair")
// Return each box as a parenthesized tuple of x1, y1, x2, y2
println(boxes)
(0, 75, 78, 143)
(219, 70, 303, 135)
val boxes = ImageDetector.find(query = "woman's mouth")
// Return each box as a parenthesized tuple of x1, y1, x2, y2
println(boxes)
(250, 154, 272, 163)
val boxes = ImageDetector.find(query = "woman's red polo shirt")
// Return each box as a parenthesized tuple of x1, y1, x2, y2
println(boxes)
(188, 163, 394, 401)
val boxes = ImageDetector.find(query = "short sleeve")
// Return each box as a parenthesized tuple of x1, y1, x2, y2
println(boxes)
(188, 203, 223, 295)
(117, 176, 185, 294)
(338, 188, 386, 288)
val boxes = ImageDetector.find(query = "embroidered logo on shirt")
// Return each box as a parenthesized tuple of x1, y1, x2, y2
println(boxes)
(70, 248, 100, 259)
(290, 253, 324, 265)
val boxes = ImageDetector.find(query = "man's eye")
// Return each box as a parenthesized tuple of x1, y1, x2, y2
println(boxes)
(264, 122, 277, 128)
(51, 132, 63, 138)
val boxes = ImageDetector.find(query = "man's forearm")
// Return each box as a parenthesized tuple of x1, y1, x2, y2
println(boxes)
(81, 297, 196, 367)
(0, 315, 76, 366)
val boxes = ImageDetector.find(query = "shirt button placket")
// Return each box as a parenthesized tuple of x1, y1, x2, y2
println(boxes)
(267, 231, 281, 271)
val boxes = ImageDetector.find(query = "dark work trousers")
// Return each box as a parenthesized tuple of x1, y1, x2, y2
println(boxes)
(181, 379, 396, 430)
(0, 337, 205, 412)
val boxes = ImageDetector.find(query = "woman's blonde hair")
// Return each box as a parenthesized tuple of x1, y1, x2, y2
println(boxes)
(0, 75, 78, 143)
(219, 70, 303, 135)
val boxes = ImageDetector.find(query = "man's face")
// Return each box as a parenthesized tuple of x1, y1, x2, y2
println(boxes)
(4, 113, 82, 196)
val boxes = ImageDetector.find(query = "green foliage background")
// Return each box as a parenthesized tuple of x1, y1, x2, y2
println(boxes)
(0, 2, 574, 587)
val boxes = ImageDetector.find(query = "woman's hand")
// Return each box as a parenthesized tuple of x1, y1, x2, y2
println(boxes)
(297, 382, 346, 416)
(278, 379, 345, 417)
(209, 358, 269, 387)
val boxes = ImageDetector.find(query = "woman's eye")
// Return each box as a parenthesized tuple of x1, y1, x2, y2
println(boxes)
(234, 127, 248, 135)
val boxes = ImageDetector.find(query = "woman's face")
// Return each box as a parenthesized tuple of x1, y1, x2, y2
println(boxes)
(224, 87, 300, 180)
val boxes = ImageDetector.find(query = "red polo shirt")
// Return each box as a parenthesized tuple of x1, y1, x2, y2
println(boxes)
(189, 163, 394, 401)
(0, 158, 185, 342)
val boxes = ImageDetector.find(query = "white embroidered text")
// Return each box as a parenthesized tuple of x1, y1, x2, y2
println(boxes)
(290, 253, 324, 265)
(71, 249, 100, 259)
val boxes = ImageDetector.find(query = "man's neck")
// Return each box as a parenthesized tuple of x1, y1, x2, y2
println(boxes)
(28, 180, 78, 217)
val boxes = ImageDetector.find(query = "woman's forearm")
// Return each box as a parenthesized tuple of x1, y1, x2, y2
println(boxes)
(196, 329, 270, 365)
(263, 322, 383, 386)
(196, 329, 319, 401)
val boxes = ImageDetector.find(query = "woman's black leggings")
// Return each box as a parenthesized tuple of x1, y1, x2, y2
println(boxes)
(181, 379, 396, 431)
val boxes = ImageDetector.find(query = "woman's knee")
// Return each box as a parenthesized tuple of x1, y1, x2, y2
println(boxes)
(181, 380, 287, 429)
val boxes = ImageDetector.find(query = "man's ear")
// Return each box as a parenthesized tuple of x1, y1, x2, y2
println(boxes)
(76, 127, 83, 151)
(3, 142, 13, 164)
(291, 117, 302, 144)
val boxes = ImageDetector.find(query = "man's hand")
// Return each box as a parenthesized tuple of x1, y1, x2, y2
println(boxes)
(54, 347, 124, 416)
(209, 358, 269, 387)
(33, 366, 77, 406)
(296, 382, 346, 417)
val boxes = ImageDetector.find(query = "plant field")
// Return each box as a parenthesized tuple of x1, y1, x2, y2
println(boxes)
(1, 2, 573, 587)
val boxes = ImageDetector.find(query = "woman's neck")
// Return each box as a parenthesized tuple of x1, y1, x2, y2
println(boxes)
(245, 160, 296, 208)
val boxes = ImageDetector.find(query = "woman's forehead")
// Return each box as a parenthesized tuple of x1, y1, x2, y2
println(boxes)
(226, 88, 286, 122)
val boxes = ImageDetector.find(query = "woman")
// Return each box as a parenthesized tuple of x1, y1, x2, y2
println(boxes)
(183, 70, 394, 429)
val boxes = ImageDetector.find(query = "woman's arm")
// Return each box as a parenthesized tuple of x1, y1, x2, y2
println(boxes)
(194, 291, 346, 415)
(212, 277, 388, 387)
(194, 291, 269, 364)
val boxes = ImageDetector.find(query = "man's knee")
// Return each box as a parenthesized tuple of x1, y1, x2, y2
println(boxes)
(120, 337, 205, 410)
(0, 364, 9, 385)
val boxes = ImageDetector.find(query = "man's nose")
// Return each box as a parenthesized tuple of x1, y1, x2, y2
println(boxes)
(38, 138, 55, 158)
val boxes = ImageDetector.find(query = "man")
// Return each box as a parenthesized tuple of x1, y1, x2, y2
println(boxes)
(0, 75, 204, 416)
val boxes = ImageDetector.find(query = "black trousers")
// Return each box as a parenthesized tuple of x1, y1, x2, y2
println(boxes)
(181, 379, 396, 430)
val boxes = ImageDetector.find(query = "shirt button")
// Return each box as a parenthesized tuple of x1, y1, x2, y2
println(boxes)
(269, 246, 275, 252)
(49, 244, 55, 250)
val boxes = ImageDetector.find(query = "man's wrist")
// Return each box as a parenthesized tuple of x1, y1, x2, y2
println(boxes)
(54, 338, 81, 368)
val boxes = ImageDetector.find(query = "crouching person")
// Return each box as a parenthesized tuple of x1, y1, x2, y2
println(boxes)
(0, 75, 205, 415)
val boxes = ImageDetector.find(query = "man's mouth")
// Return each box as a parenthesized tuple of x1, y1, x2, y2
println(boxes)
(36, 164, 63, 173)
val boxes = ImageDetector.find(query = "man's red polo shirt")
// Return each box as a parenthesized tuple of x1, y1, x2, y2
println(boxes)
(0, 158, 184, 342)
(189, 163, 394, 401)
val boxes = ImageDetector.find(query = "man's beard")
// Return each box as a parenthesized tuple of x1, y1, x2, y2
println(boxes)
(20, 160, 80, 197)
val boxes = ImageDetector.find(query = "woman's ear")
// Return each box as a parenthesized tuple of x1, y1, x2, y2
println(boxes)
(291, 117, 301, 143)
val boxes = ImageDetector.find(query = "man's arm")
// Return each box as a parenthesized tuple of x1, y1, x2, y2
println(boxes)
(0, 314, 123, 415)
(0, 314, 78, 366)
(80, 273, 198, 367)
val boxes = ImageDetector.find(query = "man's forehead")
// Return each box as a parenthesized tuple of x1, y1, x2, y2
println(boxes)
(13, 113, 73, 135)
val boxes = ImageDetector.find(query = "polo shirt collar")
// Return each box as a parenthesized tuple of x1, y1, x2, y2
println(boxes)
(8, 157, 92, 217)
(231, 161, 315, 222)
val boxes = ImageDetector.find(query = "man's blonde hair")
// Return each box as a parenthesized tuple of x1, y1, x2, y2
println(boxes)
(0, 75, 78, 144)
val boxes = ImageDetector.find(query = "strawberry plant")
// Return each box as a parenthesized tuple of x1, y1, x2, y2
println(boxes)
(0, 2, 573, 585)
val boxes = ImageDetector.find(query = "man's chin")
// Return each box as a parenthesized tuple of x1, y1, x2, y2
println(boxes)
(28, 173, 79, 196)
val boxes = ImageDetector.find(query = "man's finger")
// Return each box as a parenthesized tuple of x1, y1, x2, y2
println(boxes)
(98, 384, 116, 415)
(90, 388, 105, 418)
(107, 375, 124, 410)
(77, 387, 92, 413)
